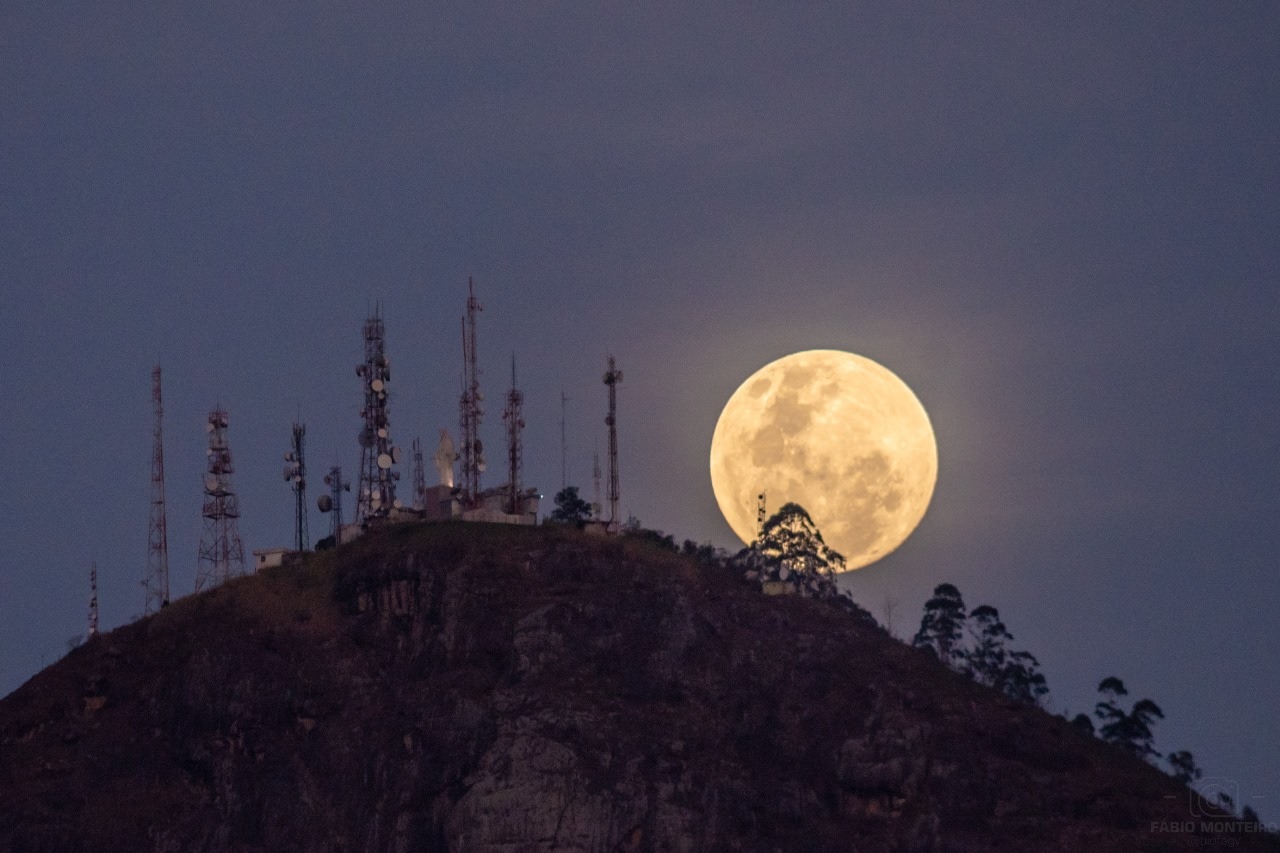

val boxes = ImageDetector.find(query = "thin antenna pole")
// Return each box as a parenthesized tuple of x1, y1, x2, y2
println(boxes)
(411, 437, 426, 510)
(144, 365, 170, 613)
(756, 492, 767, 539)
(459, 278, 484, 505)
(603, 356, 623, 528)
(504, 354, 525, 515)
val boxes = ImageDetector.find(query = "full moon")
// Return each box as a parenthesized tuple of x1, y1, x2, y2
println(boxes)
(709, 350, 937, 571)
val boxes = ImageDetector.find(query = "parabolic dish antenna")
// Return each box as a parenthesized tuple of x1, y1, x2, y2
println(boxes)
(391, 446, 402, 464)
(317, 494, 332, 512)
(371, 379, 384, 392)
(377, 453, 392, 470)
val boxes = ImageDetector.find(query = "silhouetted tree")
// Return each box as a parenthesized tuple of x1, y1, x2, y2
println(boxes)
(549, 486, 592, 526)
(1166, 750, 1202, 785)
(912, 583, 966, 668)
(736, 502, 847, 601)
(1094, 677, 1163, 759)
(1070, 713, 1095, 736)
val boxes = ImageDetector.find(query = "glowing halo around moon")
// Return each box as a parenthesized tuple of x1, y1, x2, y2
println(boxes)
(709, 350, 938, 572)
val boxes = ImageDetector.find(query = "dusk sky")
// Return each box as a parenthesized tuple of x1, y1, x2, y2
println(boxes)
(2, 3, 1277, 816)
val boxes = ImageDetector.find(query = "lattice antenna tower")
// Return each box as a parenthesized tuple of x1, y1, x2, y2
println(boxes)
(458, 278, 485, 504)
(603, 356, 623, 527)
(283, 422, 309, 551)
(756, 493, 767, 539)
(195, 408, 245, 591)
(144, 365, 170, 613)
(356, 308, 401, 522)
(317, 466, 350, 546)
(504, 355, 525, 515)
(411, 437, 426, 510)
(87, 561, 99, 639)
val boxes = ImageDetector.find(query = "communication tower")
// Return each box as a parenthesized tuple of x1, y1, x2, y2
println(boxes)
(144, 365, 170, 613)
(317, 466, 350, 546)
(757, 493, 767, 538)
(356, 310, 400, 521)
(503, 356, 525, 514)
(603, 356, 623, 528)
(195, 408, 246, 591)
(458, 279, 485, 504)
(411, 437, 426, 510)
(87, 561, 99, 639)
(283, 422, 308, 551)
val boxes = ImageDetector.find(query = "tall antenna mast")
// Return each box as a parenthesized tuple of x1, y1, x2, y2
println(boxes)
(603, 355, 623, 528)
(560, 388, 569, 491)
(284, 422, 308, 551)
(458, 278, 485, 505)
(318, 465, 350, 546)
(592, 443, 602, 519)
(144, 365, 170, 613)
(195, 408, 245, 591)
(87, 561, 99, 639)
(356, 308, 400, 522)
(756, 492, 767, 539)
(411, 437, 426, 510)
(504, 355, 525, 515)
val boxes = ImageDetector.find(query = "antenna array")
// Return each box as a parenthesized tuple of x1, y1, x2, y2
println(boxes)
(144, 365, 170, 613)
(356, 310, 400, 521)
(195, 408, 245, 590)
(317, 465, 350, 546)
(284, 422, 308, 551)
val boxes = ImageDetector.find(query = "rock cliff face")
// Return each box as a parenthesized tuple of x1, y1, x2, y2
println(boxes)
(1, 523, 1273, 852)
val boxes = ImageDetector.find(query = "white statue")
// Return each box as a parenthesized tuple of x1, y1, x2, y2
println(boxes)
(433, 429, 457, 488)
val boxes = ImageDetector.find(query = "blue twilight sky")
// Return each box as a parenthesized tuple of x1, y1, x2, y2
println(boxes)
(1, 2, 1277, 816)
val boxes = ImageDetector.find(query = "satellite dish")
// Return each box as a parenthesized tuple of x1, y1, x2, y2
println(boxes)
(317, 494, 332, 512)
(377, 428, 388, 439)
(377, 453, 392, 469)
(391, 446, 402, 464)
(358, 429, 374, 448)
(371, 379, 384, 392)
(356, 364, 367, 377)
(474, 439, 483, 453)
(204, 475, 219, 492)
(283, 466, 293, 481)
(284, 452, 294, 461)
(477, 462, 487, 473)
(206, 422, 215, 433)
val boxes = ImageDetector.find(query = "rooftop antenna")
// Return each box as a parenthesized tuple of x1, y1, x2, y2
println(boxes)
(504, 354, 525, 515)
(458, 278, 485, 505)
(317, 465, 350, 546)
(195, 407, 246, 591)
(284, 422, 309, 551)
(603, 355, 623, 529)
(87, 561, 99, 639)
(560, 387, 569, 491)
(356, 306, 400, 522)
(411, 437, 426, 510)
(143, 365, 170, 613)
(756, 492, 767, 539)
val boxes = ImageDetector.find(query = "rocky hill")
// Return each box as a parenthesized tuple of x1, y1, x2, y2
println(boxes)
(1, 522, 1274, 852)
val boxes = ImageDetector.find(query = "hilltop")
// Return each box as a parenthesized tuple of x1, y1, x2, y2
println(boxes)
(1, 522, 1273, 852)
